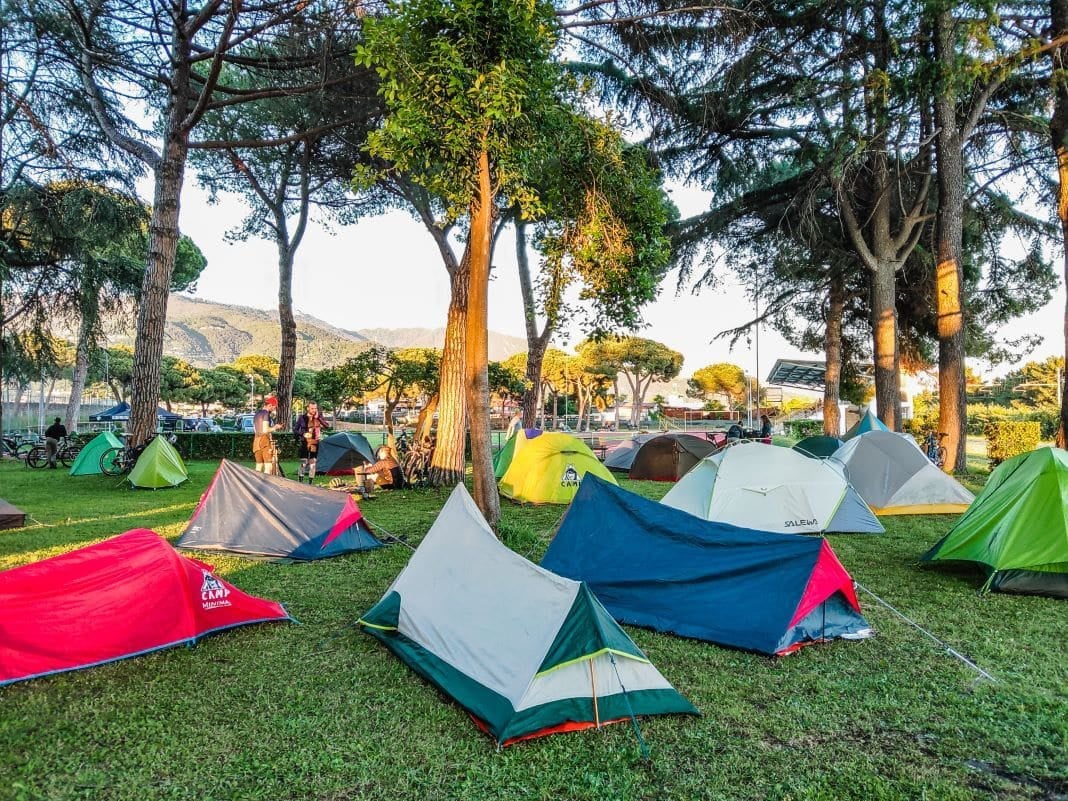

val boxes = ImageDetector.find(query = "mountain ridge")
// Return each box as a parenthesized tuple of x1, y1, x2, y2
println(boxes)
(107, 294, 528, 368)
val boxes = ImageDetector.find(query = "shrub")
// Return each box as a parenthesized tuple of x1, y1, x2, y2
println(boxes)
(784, 419, 824, 439)
(984, 421, 1041, 468)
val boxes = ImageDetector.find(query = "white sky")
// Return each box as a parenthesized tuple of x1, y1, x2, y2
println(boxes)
(159, 176, 1067, 383)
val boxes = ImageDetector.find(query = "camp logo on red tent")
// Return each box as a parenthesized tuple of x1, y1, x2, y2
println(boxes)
(200, 570, 231, 610)
(0, 529, 290, 686)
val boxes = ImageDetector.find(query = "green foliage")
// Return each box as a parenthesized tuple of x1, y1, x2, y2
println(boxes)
(168, 432, 300, 461)
(355, 0, 560, 219)
(784, 419, 824, 439)
(984, 421, 1041, 467)
(689, 363, 747, 409)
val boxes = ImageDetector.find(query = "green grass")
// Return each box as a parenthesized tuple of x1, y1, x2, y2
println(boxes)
(0, 457, 1065, 801)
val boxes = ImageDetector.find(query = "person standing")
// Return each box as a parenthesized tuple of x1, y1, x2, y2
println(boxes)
(293, 401, 328, 483)
(44, 417, 67, 469)
(252, 397, 283, 474)
(760, 414, 773, 439)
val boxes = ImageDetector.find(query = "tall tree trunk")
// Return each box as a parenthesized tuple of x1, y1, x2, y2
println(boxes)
(871, 261, 901, 430)
(934, 7, 967, 473)
(1052, 0, 1068, 448)
(129, 129, 188, 445)
(516, 219, 552, 428)
(430, 262, 469, 486)
(276, 242, 297, 430)
(823, 274, 844, 437)
(464, 147, 500, 527)
(65, 297, 96, 431)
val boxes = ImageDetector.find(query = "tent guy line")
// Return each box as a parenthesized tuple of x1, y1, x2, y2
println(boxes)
(854, 583, 997, 683)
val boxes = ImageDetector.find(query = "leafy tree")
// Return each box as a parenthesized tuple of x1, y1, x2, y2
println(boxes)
(159, 356, 200, 411)
(689, 364, 747, 410)
(31, 0, 352, 444)
(193, 28, 379, 428)
(357, 0, 564, 525)
(579, 336, 683, 427)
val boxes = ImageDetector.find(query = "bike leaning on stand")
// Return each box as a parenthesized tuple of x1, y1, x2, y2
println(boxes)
(925, 431, 948, 469)
(26, 436, 81, 469)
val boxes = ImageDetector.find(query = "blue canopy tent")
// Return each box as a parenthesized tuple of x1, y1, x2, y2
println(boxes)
(541, 475, 872, 656)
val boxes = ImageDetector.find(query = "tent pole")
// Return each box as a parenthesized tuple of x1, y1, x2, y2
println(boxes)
(590, 659, 600, 728)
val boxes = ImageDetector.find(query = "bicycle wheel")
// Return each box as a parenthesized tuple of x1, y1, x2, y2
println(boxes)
(99, 446, 126, 476)
(60, 445, 81, 468)
(936, 446, 947, 468)
(26, 446, 48, 469)
(15, 442, 34, 460)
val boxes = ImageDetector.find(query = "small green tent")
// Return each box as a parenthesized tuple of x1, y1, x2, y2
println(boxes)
(923, 447, 1068, 598)
(69, 431, 123, 476)
(128, 436, 188, 489)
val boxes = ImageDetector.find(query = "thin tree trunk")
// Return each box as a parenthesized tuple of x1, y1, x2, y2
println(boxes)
(276, 242, 297, 430)
(430, 262, 468, 486)
(129, 129, 188, 445)
(823, 274, 844, 437)
(516, 219, 552, 428)
(65, 298, 95, 431)
(1052, 0, 1068, 448)
(464, 147, 500, 527)
(871, 261, 901, 431)
(934, 7, 967, 472)
(522, 342, 547, 428)
(415, 392, 438, 443)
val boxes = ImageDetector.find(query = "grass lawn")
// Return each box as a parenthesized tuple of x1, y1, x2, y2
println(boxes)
(0, 456, 1064, 801)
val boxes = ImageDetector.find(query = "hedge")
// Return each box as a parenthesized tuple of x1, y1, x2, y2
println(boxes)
(984, 421, 1041, 468)
(784, 419, 824, 439)
(168, 432, 394, 461)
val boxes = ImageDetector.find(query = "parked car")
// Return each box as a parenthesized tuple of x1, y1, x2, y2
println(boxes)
(237, 414, 255, 433)
(186, 417, 222, 433)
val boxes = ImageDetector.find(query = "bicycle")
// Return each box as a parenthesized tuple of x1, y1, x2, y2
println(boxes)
(3, 432, 38, 460)
(402, 439, 434, 488)
(99, 440, 149, 476)
(26, 436, 81, 469)
(925, 431, 948, 469)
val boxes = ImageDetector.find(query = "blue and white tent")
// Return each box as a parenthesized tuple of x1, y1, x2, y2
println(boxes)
(542, 476, 873, 655)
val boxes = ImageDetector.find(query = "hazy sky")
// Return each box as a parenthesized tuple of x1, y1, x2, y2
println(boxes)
(162, 176, 1067, 382)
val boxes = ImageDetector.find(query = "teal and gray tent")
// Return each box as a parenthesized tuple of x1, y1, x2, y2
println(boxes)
(177, 460, 380, 559)
(317, 432, 375, 475)
(359, 484, 697, 747)
(69, 431, 123, 476)
(843, 409, 890, 440)
(793, 435, 845, 459)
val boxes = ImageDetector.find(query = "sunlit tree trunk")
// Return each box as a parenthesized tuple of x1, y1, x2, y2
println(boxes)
(464, 147, 500, 527)
(276, 240, 297, 429)
(429, 261, 468, 486)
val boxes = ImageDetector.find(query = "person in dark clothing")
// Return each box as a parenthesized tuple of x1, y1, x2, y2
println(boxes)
(44, 417, 67, 468)
(726, 423, 744, 441)
(354, 445, 403, 492)
(760, 414, 773, 438)
(292, 401, 328, 483)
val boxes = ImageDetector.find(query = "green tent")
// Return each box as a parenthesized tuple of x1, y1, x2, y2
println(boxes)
(843, 409, 890, 439)
(128, 436, 188, 489)
(493, 431, 520, 479)
(793, 435, 844, 459)
(69, 431, 123, 476)
(923, 447, 1068, 598)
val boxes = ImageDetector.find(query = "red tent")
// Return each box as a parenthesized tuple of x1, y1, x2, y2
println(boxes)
(0, 529, 291, 686)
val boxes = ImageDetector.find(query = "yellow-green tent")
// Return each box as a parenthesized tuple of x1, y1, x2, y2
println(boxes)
(128, 436, 188, 489)
(498, 430, 616, 504)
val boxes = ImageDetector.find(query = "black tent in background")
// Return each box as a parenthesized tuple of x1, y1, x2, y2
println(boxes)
(317, 432, 376, 475)
(628, 433, 717, 481)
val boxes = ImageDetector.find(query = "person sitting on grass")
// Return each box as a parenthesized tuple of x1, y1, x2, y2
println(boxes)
(354, 445, 403, 493)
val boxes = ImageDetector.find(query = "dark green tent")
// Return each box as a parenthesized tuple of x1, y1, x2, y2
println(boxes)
(317, 432, 375, 475)
(793, 435, 845, 459)
(923, 447, 1068, 598)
